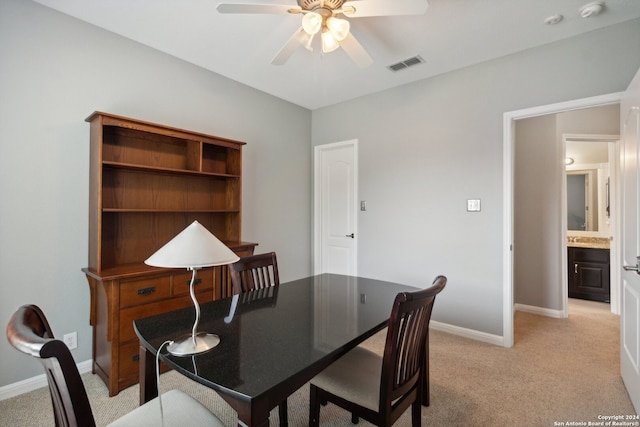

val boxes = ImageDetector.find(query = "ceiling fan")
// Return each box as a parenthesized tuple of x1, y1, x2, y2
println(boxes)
(216, 0, 429, 68)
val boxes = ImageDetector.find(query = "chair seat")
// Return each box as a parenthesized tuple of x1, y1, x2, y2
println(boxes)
(311, 346, 382, 411)
(107, 390, 224, 427)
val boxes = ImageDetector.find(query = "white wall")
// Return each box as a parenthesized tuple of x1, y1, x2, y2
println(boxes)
(0, 0, 312, 387)
(312, 19, 640, 336)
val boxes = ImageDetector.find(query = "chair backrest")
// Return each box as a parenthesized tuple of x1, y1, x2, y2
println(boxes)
(229, 252, 279, 294)
(379, 276, 446, 416)
(6, 305, 96, 427)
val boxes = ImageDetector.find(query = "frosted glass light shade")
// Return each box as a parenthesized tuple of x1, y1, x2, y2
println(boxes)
(321, 29, 340, 53)
(302, 11, 322, 35)
(326, 17, 350, 41)
(145, 220, 239, 268)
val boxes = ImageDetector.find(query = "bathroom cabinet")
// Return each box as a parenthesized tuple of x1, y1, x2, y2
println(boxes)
(567, 247, 610, 303)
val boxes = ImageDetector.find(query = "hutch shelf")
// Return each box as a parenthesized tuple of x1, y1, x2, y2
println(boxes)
(82, 112, 256, 395)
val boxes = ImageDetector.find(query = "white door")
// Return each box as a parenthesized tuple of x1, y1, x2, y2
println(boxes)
(620, 68, 640, 413)
(314, 140, 358, 275)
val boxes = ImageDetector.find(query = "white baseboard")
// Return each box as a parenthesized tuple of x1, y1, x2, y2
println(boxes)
(0, 359, 92, 401)
(514, 303, 565, 318)
(430, 320, 505, 347)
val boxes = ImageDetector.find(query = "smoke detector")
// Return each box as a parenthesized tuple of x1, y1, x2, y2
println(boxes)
(579, 1, 604, 18)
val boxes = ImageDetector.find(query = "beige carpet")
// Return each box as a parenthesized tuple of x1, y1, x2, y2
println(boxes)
(1, 299, 635, 426)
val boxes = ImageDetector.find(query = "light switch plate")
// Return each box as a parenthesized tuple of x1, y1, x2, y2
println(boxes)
(467, 199, 481, 212)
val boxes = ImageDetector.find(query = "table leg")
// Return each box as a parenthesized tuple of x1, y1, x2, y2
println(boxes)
(237, 418, 270, 427)
(220, 393, 271, 427)
(139, 344, 158, 405)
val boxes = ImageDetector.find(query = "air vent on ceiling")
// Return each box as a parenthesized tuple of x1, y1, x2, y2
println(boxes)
(387, 55, 425, 72)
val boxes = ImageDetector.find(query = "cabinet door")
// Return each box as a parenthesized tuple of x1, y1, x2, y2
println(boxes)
(569, 259, 611, 302)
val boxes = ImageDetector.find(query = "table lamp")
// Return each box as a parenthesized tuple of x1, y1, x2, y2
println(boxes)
(145, 220, 239, 356)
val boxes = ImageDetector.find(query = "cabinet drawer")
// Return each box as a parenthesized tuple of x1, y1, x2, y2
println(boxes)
(119, 291, 214, 343)
(120, 275, 171, 308)
(173, 268, 213, 296)
(118, 340, 141, 381)
(570, 248, 609, 263)
(118, 341, 171, 385)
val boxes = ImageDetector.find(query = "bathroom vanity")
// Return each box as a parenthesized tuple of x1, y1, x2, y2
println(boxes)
(567, 237, 610, 303)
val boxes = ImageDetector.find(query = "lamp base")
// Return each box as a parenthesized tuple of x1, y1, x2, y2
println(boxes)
(166, 332, 220, 356)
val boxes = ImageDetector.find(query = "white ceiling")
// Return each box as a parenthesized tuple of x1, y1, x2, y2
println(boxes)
(32, 0, 640, 110)
(566, 140, 610, 164)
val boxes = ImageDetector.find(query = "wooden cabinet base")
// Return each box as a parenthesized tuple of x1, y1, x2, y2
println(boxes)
(84, 246, 255, 396)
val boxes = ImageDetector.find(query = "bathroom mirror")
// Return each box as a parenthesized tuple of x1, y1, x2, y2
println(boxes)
(567, 169, 598, 231)
(565, 138, 611, 233)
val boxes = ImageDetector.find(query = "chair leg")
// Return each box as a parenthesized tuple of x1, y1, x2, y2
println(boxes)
(411, 399, 422, 427)
(309, 384, 321, 427)
(422, 339, 430, 406)
(279, 399, 288, 427)
(351, 412, 360, 424)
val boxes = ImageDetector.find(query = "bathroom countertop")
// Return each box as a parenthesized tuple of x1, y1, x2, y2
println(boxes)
(567, 236, 610, 249)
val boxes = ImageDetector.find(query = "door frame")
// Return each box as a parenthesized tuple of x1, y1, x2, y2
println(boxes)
(503, 92, 623, 347)
(561, 133, 620, 316)
(313, 139, 358, 275)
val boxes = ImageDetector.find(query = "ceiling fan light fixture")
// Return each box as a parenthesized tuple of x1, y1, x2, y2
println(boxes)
(321, 28, 340, 53)
(326, 16, 350, 41)
(302, 11, 322, 35)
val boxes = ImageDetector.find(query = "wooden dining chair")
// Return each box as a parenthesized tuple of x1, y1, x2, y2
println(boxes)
(309, 275, 447, 427)
(229, 251, 280, 295)
(228, 251, 289, 426)
(6, 304, 224, 427)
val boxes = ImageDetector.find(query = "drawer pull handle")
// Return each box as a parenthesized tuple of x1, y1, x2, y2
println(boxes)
(132, 354, 139, 362)
(137, 286, 156, 295)
(574, 263, 578, 274)
(189, 278, 202, 286)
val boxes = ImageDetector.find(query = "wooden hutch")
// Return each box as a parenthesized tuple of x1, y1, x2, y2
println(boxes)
(82, 112, 256, 396)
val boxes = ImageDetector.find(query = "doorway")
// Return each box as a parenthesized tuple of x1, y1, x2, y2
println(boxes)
(313, 140, 358, 275)
(503, 92, 623, 348)
(562, 134, 620, 307)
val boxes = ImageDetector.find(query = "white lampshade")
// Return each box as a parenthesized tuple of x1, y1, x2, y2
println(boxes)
(145, 220, 239, 269)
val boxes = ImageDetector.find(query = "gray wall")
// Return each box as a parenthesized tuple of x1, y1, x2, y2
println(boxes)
(2, 0, 640, 390)
(311, 19, 640, 336)
(0, 0, 312, 387)
(514, 104, 620, 309)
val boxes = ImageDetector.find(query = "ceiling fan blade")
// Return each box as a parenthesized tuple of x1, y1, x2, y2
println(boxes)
(272, 27, 306, 65)
(340, 33, 373, 68)
(341, 0, 428, 18)
(216, 3, 302, 14)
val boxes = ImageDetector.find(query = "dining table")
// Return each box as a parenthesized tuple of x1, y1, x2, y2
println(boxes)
(134, 273, 420, 427)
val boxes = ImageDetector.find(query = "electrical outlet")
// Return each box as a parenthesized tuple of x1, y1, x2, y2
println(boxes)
(63, 332, 77, 350)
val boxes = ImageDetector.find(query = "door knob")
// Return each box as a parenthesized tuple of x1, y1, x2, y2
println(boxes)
(345, 233, 354, 238)
(623, 256, 640, 274)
